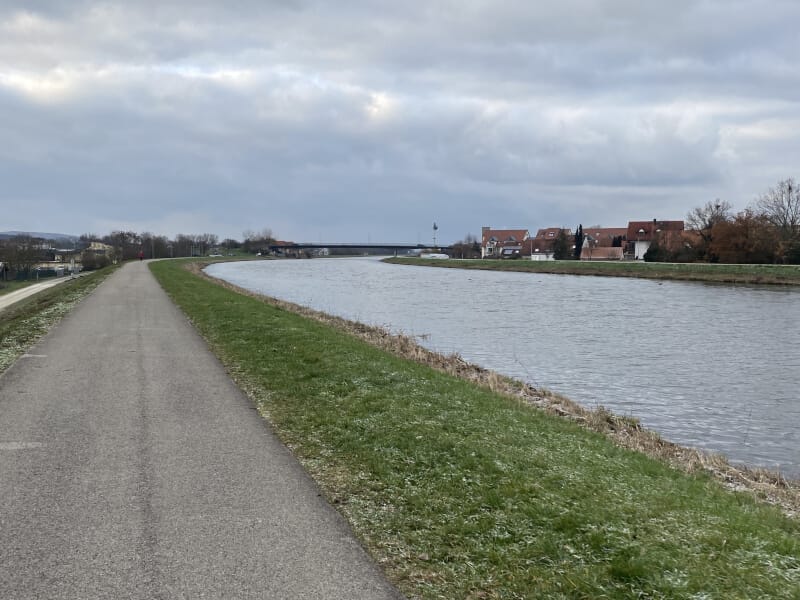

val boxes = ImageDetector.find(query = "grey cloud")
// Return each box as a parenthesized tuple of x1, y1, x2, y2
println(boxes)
(1, 1, 799, 241)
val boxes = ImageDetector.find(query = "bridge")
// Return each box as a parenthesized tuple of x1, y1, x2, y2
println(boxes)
(268, 242, 452, 254)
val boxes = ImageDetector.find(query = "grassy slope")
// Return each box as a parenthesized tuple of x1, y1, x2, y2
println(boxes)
(151, 260, 799, 599)
(385, 257, 800, 285)
(0, 268, 117, 373)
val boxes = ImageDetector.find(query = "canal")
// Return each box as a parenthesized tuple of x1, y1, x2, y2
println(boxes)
(207, 257, 800, 478)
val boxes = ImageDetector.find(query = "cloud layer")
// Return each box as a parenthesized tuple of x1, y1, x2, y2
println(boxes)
(2, 1, 799, 242)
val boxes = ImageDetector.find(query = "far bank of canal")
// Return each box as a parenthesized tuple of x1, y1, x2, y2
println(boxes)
(206, 257, 800, 478)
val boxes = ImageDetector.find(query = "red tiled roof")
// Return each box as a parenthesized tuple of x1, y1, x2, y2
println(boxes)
(626, 220, 684, 241)
(582, 228, 627, 247)
(482, 228, 530, 246)
(534, 227, 572, 240)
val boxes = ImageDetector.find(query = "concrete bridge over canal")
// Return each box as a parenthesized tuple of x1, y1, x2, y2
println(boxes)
(268, 242, 452, 255)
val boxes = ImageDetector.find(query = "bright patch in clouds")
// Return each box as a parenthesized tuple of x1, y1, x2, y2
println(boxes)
(1, 1, 799, 241)
(0, 69, 77, 102)
(366, 92, 394, 121)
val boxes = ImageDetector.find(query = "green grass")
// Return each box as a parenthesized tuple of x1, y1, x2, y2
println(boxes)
(151, 260, 799, 599)
(0, 268, 117, 373)
(385, 257, 800, 285)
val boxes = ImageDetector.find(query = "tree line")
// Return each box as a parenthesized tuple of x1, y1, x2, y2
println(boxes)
(0, 228, 279, 279)
(649, 177, 800, 264)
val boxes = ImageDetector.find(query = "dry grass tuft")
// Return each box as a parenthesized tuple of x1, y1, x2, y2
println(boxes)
(191, 261, 800, 517)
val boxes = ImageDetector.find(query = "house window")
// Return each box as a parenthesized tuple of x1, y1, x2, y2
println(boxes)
(486, 247, 493, 254)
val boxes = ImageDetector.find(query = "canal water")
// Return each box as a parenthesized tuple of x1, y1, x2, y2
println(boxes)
(206, 258, 800, 478)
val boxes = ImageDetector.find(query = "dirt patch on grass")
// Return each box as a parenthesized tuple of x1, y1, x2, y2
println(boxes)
(190, 261, 800, 517)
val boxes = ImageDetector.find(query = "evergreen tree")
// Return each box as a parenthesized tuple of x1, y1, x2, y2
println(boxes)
(573, 224, 584, 260)
(553, 230, 570, 260)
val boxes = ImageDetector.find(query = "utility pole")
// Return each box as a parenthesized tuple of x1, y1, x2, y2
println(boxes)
(433, 222, 438, 248)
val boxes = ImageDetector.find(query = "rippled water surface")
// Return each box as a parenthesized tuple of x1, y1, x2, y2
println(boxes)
(207, 258, 800, 477)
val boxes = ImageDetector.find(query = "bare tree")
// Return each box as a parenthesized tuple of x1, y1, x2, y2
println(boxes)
(685, 199, 733, 261)
(103, 230, 141, 261)
(708, 210, 778, 264)
(755, 178, 800, 241)
(686, 199, 733, 239)
(139, 232, 171, 258)
(4, 235, 42, 274)
(242, 228, 275, 254)
(753, 178, 800, 263)
(448, 233, 481, 259)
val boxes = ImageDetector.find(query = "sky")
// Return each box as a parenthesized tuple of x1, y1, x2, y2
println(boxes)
(1, 1, 798, 244)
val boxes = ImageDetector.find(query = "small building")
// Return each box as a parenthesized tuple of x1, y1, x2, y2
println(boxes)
(580, 227, 627, 260)
(626, 220, 684, 260)
(582, 227, 627, 248)
(481, 227, 530, 259)
(88, 241, 114, 254)
(525, 227, 574, 260)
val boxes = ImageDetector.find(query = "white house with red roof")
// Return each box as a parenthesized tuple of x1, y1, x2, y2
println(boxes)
(627, 220, 684, 259)
(481, 227, 530, 258)
(526, 227, 574, 261)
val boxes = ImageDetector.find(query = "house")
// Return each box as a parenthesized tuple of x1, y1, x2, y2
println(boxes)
(626, 220, 684, 259)
(88, 241, 114, 254)
(481, 227, 530, 258)
(581, 227, 627, 248)
(52, 248, 80, 263)
(527, 227, 573, 261)
(534, 227, 570, 242)
(579, 227, 626, 261)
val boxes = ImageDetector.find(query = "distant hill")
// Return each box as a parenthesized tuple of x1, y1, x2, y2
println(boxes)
(0, 231, 79, 243)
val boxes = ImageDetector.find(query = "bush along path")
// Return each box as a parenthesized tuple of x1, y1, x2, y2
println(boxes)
(151, 260, 799, 600)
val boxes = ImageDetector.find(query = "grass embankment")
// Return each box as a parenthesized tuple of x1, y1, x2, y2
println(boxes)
(151, 260, 799, 599)
(0, 268, 117, 373)
(385, 257, 800, 285)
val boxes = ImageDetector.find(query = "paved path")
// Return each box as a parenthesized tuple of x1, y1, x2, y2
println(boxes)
(0, 275, 75, 312)
(0, 261, 403, 599)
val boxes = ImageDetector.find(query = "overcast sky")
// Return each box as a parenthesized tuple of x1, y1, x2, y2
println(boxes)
(2, 1, 798, 243)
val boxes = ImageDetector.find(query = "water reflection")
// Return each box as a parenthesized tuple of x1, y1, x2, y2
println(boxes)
(207, 258, 800, 477)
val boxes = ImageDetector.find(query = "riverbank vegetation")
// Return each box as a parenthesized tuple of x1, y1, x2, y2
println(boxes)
(384, 256, 800, 285)
(635, 181, 800, 264)
(677, 181, 800, 264)
(0, 267, 117, 374)
(151, 259, 799, 599)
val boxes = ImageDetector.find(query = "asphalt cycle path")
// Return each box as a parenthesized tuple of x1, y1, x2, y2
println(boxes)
(0, 261, 403, 600)
(0, 275, 76, 312)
